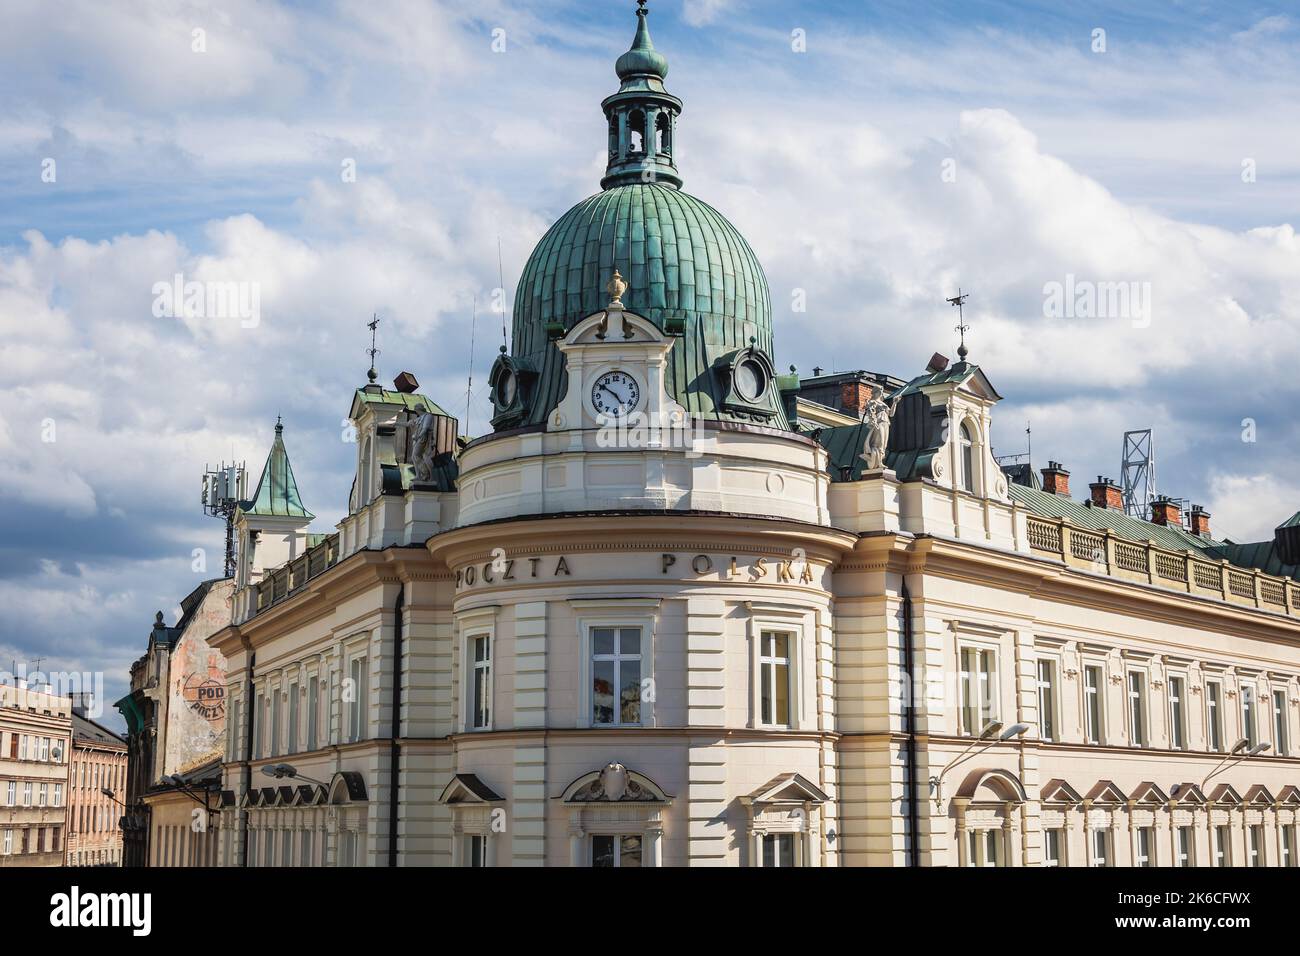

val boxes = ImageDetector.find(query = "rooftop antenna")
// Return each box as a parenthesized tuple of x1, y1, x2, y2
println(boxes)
(201, 452, 248, 578)
(497, 236, 509, 353)
(366, 313, 381, 383)
(466, 295, 478, 436)
(1121, 429, 1155, 520)
(1026, 421, 1032, 470)
(947, 288, 971, 362)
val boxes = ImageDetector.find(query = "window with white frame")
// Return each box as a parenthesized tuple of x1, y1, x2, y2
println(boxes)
(966, 828, 1003, 867)
(252, 691, 264, 760)
(591, 627, 642, 726)
(466, 833, 487, 867)
(1250, 825, 1264, 866)
(1282, 825, 1295, 868)
(1242, 685, 1257, 748)
(1136, 826, 1154, 866)
(53, 783, 61, 808)
(227, 693, 242, 762)
(1127, 671, 1147, 747)
(38, 784, 46, 807)
(1176, 825, 1194, 866)
(758, 631, 793, 728)
(1037, 658, 1057, 742)
(591, 833, 642, 867)
(287, 680, 299, 754)
(1168, 675, 1186, 750)
(1091, 828, 1111, 867)
(1043, 828, 1064, 866)
(348, 655, 368, 743)
(1084, 664, 1104, 744)
(469, 634, 491, 730)
(1206, 680, 1223, 752)
(1215, 825, 1230, 867)
(1273, 690, 1287, 756)
(2, 829, 8, 855)
(23, 782, 31, 806)
(39, 737, 49, 761)
(5, 782, 13, 806)
(306, 675, 319, 751)
(282, 830, 293, 867)
(960, 646, 998, 735)
(761, 833, 796, 867)
(959, 421, 976, 493)
(270, 686, 282, 757)
(301, 828, 314, 867)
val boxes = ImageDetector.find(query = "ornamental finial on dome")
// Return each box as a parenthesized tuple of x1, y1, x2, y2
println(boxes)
(616, 1, 668, 81)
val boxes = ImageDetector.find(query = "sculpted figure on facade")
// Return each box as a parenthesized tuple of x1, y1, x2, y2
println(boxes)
(860, 384, 901, 471)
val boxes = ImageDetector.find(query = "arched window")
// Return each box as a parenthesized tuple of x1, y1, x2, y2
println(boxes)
(959, 422, 975, 493)
(655, 112, 671, 155)
(359, 437, 373, 504)
(628, 110, 646, 153)
(608, 116, 619, 159)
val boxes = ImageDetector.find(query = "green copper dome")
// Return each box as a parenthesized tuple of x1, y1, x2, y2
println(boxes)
(502, 4, 782, 430)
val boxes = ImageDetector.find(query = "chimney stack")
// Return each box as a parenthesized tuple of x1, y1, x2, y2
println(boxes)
(840, 379, 872, 417)
(1089, 476, 1123, 510)
(1150, 496, 1181, 526)
(1041, 461, 1070, 496)
(1189, 504, 1211, 537)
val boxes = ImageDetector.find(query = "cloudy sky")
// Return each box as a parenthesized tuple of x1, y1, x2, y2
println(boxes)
(2, 0, 1298, 730)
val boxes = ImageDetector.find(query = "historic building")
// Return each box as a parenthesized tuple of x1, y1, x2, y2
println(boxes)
(0, 683, 72, 867)
(207, 3, 1300, 867)
(116, 578, 232, 866)
(66, 701, 127, 866)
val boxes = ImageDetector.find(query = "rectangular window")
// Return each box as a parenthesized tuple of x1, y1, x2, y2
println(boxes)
(348, 656, 368, 742)
(1, 830, 8, 855)
(1207, 681, 1223, 752)
(20, 829, 28, 854)
(1136, 826, 1154, 867)
(590, 834, 642, 868)
(51, 827, 59, 853)
(1168, 676, 1186, 750)
(302, 828, 314, 867)
(1091, 829, 1110, 867)
(1043, 828, 1063, 867)
(307, 676, 319, 751)
(591, 627, 642, 726)
(466, 834, 487, 867)
(252, 692, 264, 760)
(287, 682, 299, 754)
(6, 734, 14, 759)
(23, 783, 32, 806)
(1037, 659, 1056, 742)
(1274, 690, 1288, 756)
(1250, 825, 1264, 867)
(53, 784, 61, 807)
(762, 833, 796, 867)
(1242, 685, 1256, 748)
(960, 647, 998, 735)
(1084, 665, 1104, 744)
(38, 783, 47, 807)
(470, 635, 491, 730)
(39, 737, 49, 761)
(1176, 826, 1193, 867)
(967, 829, 1002, 867)
(759, 631, 792, 727)
(1215, 825, 1230, 867)
(1282, 825, 1294, 868)
(18, 735, 26, 760)
(1128, 672, 1146, 747)
(282, 831, 293, 867)
(6, 782, 13, 806)
(270, 688, 282, 758)
(228, 696, 242, 762)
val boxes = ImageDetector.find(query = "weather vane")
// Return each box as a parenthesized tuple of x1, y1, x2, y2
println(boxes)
(946, 288, 970, 361)
(366, 313, 381, 383)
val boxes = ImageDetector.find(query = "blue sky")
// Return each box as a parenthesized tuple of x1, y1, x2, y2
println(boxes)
(2, 0, 1298, 731)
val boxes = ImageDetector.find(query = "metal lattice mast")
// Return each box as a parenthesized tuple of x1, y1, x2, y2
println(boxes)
(1121, 429, 1155, 519)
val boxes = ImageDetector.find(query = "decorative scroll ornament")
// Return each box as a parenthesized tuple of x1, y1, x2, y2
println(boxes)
(568, 762, 657, 802)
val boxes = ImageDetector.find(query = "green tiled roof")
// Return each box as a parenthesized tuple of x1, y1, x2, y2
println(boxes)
(353, 388, 451, 416)
(241, 421, 313, 520)
(1216, 540, 1300, 580)
(1010, 484, 1222, 554)
(511, 183, 778, 427)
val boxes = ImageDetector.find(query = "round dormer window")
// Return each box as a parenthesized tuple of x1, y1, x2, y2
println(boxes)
(733, 357, 768, 402)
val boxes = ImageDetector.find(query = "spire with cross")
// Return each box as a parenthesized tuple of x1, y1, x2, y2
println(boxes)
(366, 314, 380, 383)
(946, 288, 971, 362)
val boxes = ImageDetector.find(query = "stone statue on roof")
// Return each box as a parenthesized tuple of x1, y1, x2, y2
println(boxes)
(410, 412, 438, 483)
(860, 384, 901, 472)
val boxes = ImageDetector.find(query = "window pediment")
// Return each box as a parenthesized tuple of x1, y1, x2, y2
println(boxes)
(743, 773, 829, 807)
(559, 763, 671, 804)
(440, 773, 505, 805)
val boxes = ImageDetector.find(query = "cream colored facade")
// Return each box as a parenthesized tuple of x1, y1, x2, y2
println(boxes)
(66, 713, 127, 866)
(204, 7, 1300, 869)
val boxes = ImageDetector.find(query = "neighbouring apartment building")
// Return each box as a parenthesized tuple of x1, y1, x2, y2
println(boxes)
(66, 701, 128, 867)
(0, 683, 72, 867)
(116, 578, 232, 866)
(200, 4, 1300, 867)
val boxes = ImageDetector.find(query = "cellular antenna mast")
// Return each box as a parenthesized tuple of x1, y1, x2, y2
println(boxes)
(1121, 429, 1156, 520)
(201, 455, 248, 578)
(947, 288, 971, 361)
(366, 313, 381, 383)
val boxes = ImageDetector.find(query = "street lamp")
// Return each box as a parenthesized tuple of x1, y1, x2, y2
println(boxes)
(260, 763, 329, 788)
(929, 721, 1030, 808)
(1202, 739, 1271, 790)
(100, 787, 127, 809)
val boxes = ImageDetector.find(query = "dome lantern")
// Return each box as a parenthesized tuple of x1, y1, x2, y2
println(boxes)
(601, 1, 683, 190)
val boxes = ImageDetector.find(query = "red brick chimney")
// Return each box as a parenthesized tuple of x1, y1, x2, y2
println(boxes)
(840, 379, 872, 417)
(1150, 496, 1181, 526)
(1041, 461, 1070, 496)
(1089, 476, 1123, 510)
(1189, 504, 1211, 537)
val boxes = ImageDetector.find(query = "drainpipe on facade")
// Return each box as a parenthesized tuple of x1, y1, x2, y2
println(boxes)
(388, 588, 404, 867)
(240, 643, 255, 868)
(901, 578, 922, 868)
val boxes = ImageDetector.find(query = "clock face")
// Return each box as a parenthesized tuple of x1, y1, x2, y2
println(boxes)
(496, 368, 517, 408)
(734, 358, 767, 402)
(591, 370, 641, 417)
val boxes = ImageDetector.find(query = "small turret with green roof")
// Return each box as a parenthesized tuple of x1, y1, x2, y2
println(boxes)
(240, 418, 313, 520)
